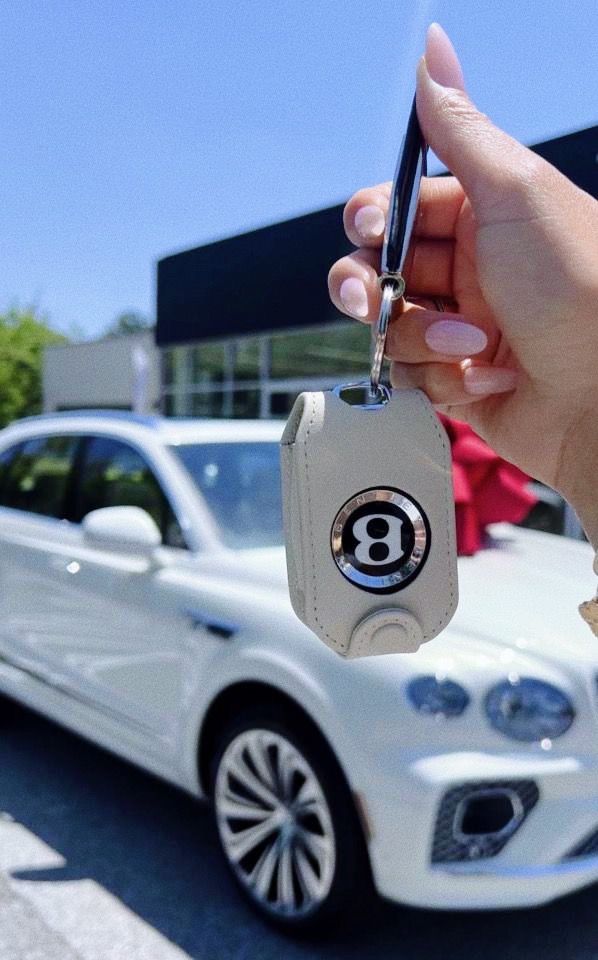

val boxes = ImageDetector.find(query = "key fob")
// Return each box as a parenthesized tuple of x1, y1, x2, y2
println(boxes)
(280, 384, 458, 657)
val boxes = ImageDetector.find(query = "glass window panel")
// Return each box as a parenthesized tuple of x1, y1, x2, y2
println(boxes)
(270, 323, 370, 379)
(163, 349, 175, 387)
(0, 443, 24, 502)
(234, 338, 261, 381)
(162, 347, 189, 387)
(163, 394, 176, 417)
(171, 442, 282, 549)
(269, 392, 297, 418)
(190, 342, 226, 385)
(191, 392, 224, 417)
(232, 389, 260, 418)
(75, 436, 186, 548)
(3, 435, 79, 518)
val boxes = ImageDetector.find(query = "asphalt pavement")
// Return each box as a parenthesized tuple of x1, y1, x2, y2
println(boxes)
(1, 697, 598, 960)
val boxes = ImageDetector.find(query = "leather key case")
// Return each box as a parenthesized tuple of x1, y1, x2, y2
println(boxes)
(280, 387, 458, 657)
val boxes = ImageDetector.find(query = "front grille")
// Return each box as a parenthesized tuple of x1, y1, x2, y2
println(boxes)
(565, 828, 598, 860)
(431, 779, 540, 863)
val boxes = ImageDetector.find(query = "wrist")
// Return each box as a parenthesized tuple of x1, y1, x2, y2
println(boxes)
(555, 408, 598, 549)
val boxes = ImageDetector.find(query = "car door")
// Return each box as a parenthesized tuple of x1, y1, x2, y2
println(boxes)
(0, 433, 84, 677)
(0, 431, 193, 746)
(43, 433, 194, 741)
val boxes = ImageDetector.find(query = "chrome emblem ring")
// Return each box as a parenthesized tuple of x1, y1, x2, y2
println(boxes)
(330, 487, 430, 593)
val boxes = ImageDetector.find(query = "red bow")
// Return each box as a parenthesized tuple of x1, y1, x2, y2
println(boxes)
(438, 415, 537, 556)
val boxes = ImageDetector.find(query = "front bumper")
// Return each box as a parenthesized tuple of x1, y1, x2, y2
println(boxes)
(364, 750, 598, 909)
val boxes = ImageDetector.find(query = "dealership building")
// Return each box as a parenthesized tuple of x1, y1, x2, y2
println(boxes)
(155, 124, 598, 420)
(44, 124, 597, 423)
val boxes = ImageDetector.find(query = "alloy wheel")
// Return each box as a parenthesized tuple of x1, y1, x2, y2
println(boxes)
(214, 728, 336, 918)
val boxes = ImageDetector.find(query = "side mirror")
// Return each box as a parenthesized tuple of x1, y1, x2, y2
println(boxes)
(82, 506, 162, 556)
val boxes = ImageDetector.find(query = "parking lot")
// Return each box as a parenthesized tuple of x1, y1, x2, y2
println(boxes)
(0, 700, 597, 960)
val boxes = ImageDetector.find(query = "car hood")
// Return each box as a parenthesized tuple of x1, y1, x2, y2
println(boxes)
(232, 525, 597, 672)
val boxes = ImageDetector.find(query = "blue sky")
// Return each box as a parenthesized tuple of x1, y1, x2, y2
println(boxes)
(1, 0, 596, 339)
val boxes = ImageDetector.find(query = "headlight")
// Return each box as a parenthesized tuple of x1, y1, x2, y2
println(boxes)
(407, 676, 470, 717)
(485, 678, 575, 742)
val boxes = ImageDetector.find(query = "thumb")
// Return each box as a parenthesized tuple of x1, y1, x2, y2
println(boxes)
(416, 25, 543, 226)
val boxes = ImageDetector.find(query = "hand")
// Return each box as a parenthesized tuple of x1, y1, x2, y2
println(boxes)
(328, 24, 598, 545)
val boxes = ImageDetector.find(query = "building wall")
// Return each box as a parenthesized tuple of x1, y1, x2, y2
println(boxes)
(43, 333, 161, 413)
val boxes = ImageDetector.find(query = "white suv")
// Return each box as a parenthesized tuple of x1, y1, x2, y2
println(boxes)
(0, 410, 597, 933)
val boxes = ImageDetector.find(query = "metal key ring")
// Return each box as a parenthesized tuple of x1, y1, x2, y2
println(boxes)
(369, 275, 405, 399)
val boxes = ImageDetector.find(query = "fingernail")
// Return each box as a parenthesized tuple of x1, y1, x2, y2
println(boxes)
(339, 277, 369, 318)
(463, 366, 517, 395)
(424, 23, 465, 90)
(425, 320, 487, 356)
(354, 205, 385, 240)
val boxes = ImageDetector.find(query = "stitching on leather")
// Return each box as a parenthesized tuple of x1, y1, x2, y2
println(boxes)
(412, 390, 457, 640)
(282, 446, 301, 606)
(302, 393, 339, 649)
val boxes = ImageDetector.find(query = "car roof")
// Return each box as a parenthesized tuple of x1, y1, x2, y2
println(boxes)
(1, 410, 284, 444)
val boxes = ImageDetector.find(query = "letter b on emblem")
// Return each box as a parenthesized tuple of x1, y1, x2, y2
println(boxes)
(352, 514, 404, 565)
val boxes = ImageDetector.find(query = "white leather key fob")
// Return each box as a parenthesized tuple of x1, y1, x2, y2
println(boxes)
(280, 384, 458, 657)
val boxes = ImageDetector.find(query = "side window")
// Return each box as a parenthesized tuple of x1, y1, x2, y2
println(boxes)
(76, 436, 187, 548)
(0, 443, 24, 503)
(2, 435, 79, 518)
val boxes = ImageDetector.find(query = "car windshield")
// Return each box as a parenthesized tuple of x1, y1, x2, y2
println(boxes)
(170, 441, 283, 549)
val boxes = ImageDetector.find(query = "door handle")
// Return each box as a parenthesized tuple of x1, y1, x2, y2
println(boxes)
(49, 558, 81, 575)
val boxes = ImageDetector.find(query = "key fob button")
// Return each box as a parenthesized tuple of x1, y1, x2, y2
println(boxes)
(348, 608, 423, 658)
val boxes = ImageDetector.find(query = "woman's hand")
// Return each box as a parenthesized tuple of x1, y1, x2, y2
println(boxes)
(328, 24, 598, 545)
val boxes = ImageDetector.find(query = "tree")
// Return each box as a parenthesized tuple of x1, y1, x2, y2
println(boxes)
(103, 311, 154, 338)
(0, 309, 67, 428)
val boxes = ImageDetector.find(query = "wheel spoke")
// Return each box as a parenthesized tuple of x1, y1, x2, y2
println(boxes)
(277, 741, 299, 802)
(297, 827, 333, 870)
(277, 839, 295, 909)
(246, 734, 277, 792)
(219, 793, 272, 822)
(227, 752, 279, 809)
(293, 778, 318, 811)
(250, 838, 280, 898)
(226, 816, 279, 863)
(294, 844, 323, 901)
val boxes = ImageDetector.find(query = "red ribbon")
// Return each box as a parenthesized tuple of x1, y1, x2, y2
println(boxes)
(438, 415, 537, 556)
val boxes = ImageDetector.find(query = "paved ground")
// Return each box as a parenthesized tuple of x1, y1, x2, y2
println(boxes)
(1, 699, 598, 960)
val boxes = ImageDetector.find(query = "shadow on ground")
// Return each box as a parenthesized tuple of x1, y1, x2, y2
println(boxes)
(0, 698, 597, 960)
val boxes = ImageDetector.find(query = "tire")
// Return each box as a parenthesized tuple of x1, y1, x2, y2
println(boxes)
(210, 703, 372, 934)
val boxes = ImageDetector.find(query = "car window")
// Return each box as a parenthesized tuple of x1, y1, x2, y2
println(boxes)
(2, 435, 79, 518)
(0, 442, 24, 501)
(75, 436, 187, 549)
(170, 441, 282, 549)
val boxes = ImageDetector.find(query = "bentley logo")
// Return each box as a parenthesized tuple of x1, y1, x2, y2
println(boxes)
(331, 487, 430, 593)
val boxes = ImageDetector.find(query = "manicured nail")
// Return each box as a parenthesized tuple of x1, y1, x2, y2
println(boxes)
(425, 320, 487, 356)
(354, 205, 385, 241)
(425, 23, 465, 90)
(463, 366, 518, 395)
(339, 277, 369, 318)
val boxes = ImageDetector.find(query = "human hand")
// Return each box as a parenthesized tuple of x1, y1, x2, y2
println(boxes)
(328, 24, 598, 545)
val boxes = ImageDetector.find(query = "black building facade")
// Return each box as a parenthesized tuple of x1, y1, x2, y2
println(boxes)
(157, 125, 597, 419)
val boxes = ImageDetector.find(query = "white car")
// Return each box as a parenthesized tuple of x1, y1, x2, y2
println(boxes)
(0, 410, 596, 932)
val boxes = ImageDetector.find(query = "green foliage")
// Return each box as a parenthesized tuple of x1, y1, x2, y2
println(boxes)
(0, 309, 67, 428)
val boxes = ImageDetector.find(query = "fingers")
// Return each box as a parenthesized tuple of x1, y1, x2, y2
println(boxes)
(391, 360, 518, 404)
(386, 305, 489, 363)
(328, 239, 456, 321)
(344, 176, 465, 249)
(416, 28, 553, 227)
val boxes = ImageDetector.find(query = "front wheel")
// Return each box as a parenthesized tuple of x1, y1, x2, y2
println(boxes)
(210, 708, 371, 932)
